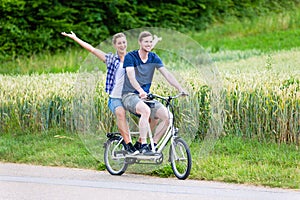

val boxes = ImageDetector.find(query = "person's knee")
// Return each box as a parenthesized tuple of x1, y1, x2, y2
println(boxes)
(136, 102, 151, 117)
(115, 107, 126, 120)
(156, 107, 169, 121)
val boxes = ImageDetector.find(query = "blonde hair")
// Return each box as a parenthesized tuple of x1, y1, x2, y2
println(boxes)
(138, 31, 152, 42)
(112, 33, 126, 44)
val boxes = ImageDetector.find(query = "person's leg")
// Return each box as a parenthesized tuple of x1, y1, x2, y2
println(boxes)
(134, 118, 158, 150)
(122, 93, 154, 154)
(152, 106, 172, 144)
(135, 101, 151, 144)
(108, 97, 131, 144)
(116, 107, 139, 155)
(149, 118, 159, 131)
(122, 93, 152, 145)
(109, 97, 139, 155)
(114, 106, 131, 144)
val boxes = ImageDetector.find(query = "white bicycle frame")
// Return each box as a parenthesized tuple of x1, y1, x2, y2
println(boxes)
(112, 93, 183, 160)
(124, 103, 174, 157)
(147, 101, 174, 154)
(131, 93, 183, 157)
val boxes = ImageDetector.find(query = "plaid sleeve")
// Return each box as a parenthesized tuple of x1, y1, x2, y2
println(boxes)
(104, 53, 119, 94)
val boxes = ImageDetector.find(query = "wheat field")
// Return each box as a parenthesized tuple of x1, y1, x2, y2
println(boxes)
(0, 49, 299, 145)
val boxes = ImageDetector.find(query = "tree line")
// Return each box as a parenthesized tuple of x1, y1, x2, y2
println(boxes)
(1, 0, 299, 61)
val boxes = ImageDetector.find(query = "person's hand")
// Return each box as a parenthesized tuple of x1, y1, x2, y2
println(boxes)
(151, 35, 162, 50)
(139, 91, 148, 99)
(180, 89, 189, 97)
(61, 31, 76, 39)
(153, 35, 162, 42)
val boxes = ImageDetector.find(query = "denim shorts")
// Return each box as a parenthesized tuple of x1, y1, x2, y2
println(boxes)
(122, 93, 163, 119)
(108, 97, 124, 115)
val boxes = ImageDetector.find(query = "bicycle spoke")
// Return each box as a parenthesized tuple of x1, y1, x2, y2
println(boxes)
(170, 137, 192, 180)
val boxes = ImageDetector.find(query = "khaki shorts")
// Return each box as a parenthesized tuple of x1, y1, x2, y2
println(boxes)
(122, 93, 163, 119)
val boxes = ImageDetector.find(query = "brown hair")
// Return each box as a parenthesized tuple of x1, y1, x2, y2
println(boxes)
(138, 31, 152, 42)
(112, 33, 126, 44)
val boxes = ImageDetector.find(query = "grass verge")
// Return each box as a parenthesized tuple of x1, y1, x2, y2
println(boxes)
(190, 136, 300, 189)
(1, 130, 299, 189)
(0, 129, 104, 171)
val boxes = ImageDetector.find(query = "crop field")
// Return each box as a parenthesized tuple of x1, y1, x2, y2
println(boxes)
(215, 49, 300, 144)
(0, 48, 299, 146)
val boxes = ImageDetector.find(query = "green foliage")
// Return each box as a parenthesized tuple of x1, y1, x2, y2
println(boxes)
(192, 7, 300, 52)
(0, 129, 99, 168)
(1, 0, 299, 62)
(0, 0, 109, 61)
(191, 135, 300, 188)
(0, 48, 86, 75)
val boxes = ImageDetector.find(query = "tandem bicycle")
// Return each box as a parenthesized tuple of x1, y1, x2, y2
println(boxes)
(103, 93, 192, 180)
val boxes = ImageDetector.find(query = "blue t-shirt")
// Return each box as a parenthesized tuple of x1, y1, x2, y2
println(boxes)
(122, 50, 164, 95)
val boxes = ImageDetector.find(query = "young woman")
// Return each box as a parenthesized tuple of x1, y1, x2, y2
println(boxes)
(61, 31, 161, 155)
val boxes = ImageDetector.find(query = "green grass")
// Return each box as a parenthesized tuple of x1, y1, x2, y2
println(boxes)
(0, 48, 87, 75)
(192, 28, 300, 53)
(0, 129, 104, 170)
(191, 8, 300, 52)
(190, 136, 300, 189)
(1, 130, 299, 189)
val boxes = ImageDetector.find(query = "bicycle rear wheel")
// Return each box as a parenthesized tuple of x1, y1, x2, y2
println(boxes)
(169, 137, 192, 180)
(104, 137, 128, 175)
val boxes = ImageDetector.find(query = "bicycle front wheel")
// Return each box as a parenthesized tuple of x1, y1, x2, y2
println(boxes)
(104, 137, 128, 175)
(169, 137, 192, 180)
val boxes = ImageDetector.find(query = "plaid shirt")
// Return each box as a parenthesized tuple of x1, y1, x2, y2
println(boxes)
(105, 53, 121, 94)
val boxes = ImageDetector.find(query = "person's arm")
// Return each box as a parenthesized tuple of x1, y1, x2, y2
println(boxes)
(151, 35, 162, 50)
(126, 67, 147, 98)
(61, 31, 106, 62)
(158, 67, 188, 94)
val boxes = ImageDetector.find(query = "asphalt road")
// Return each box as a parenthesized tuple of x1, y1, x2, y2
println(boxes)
(0, 162, 299, 200)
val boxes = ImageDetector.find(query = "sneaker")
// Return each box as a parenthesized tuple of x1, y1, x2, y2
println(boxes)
(125, 142, 139, 155)
(148, 143, 157, 151)
(134, 141, 141, 151)
(140, 144, 154, 155)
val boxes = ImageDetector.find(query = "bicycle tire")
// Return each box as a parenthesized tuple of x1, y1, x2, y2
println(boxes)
(169, 137, 192, 180)
(104, 137, 128, 175)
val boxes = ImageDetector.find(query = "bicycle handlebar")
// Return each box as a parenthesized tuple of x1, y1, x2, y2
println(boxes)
(147, 92, 188, 101)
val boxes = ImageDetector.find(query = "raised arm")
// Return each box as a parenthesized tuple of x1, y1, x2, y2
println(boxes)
(61, 31, 106, 62)
(158, 67, 188, 94)
(151, 35, 162, 50)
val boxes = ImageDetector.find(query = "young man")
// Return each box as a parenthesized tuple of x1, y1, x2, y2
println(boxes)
(122, 31, 187, 155)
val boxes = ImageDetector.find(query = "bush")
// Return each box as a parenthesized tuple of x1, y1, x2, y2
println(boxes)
(1, 0, 299, 61)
